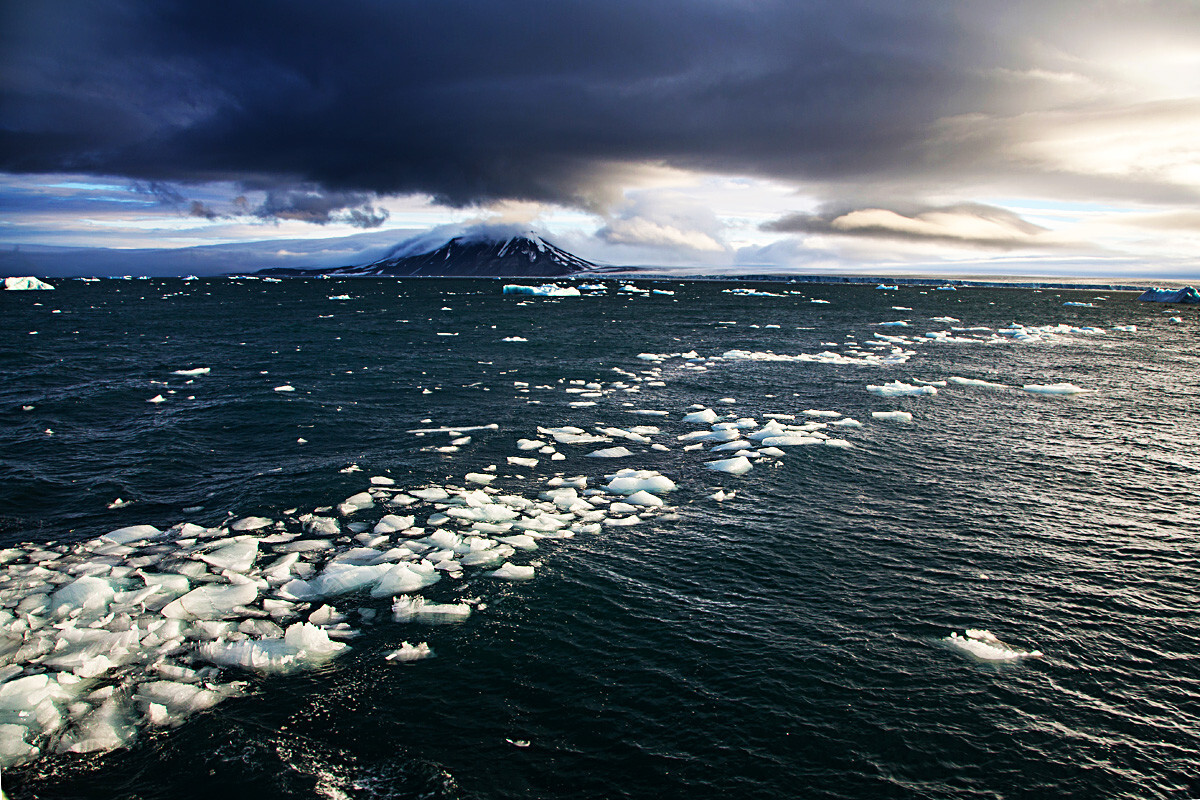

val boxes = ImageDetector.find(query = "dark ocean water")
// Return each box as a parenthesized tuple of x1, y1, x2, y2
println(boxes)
(1, 277, 1197, 800)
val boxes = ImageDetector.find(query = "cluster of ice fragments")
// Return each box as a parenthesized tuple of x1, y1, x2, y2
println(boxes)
(0, 446, 689, 768)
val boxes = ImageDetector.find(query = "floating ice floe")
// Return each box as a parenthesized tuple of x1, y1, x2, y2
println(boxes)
(385, 642, 434, 662)
(171, 367, 211, 376)
(501, 336, 528, 342)
(587, 446, 634, 458)
(871, 411, 913, 422)
(949, 376, 1008, 390)
(1021, 383, 1089, 395)
(866, 381, 937, 397)
(945, 629, 1043, 661)
(502, 284, 581, 297)
(705, 456, 753, 475)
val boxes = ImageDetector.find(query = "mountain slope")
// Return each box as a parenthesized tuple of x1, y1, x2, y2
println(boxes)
(260, 232, 603, 277)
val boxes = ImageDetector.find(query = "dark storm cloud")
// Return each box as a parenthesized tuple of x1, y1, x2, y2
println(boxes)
(2, 0, 1197, 209)
(252, 189, 389, 227)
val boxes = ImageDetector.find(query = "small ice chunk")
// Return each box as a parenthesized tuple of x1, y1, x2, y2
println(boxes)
(465, 472, 496, 485)
(102, 525, 164, 545)
(386, 642, 434, 662)
(948, 376, 1008, 390)
(161, 582, 258, 620)
(508, 456, 539, 468)
(871, 411, 913, 422)
(587, 446, 634, 458)
(392, 596, 472, 623)
(682, 408, 718, 424)
(704, 456, 753, 475)
(945, 629, 1043, 661)
(374, 514, 415, 534)
(624, 490, 664, 507)
(274, 385, 295, 392)
(50, 576, 116, 617)
(337, 492, 375, 516)
(197, 538, 259, 573)
(867, 381, 936, 397)
(605, 471, 676, 495)
(486, 562, 536, 581)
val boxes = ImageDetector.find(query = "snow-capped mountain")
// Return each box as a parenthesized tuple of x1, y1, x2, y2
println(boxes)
(261, 231, 603, 277)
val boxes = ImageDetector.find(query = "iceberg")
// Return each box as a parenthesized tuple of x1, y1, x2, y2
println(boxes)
(4, 276, 54, 291)
(1137, 286, 1200, 303)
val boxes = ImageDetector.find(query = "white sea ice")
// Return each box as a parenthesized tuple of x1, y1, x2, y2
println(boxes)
(337, 492, 375, 515)
(705, 456, 753, 475)
(1022, 383, 1089, 395)
(588, 446, 634, 458)
(102, 525, 164, 545)
(392, 595, 472, 623)
(274, 385, 295, 392)
(374, 514, 415, 534)
(948, 376, 1007, 389)
(760, 435, 823, 447)
(230, 516, 273, 531)
(605, 471, 676, 495)
(197, 538, 259, 573)
(486, 562, 536, 580)
(5, 276, 54, 291)
(871, 411, 913, 422)
(624, 490, 665, 507)
(161, 583, 258, 620)
(386, 642, 434, 662)
(508, 456, 539, 468)
(867, 381, 937, 397)
(199, 622, 348, 673)
(172, 367, 211, 376)
(50, 576, 116, 617)
(502, 284, 580, 297)
(682, 408, 719, 424)
(945, 629, 1042, 661)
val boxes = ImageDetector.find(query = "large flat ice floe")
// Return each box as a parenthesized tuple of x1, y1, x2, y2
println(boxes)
(1021, 383, 1090, 395)
(502, 284, 581, 297)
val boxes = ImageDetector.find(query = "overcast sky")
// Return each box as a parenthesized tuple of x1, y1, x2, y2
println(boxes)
(2, 0, 1199, 278)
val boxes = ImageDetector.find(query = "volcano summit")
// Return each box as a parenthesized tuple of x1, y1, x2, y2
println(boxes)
(260, 232, 603, 278)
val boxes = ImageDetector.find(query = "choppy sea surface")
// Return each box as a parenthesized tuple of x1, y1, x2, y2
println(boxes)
(1, 277, 1197, 800)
